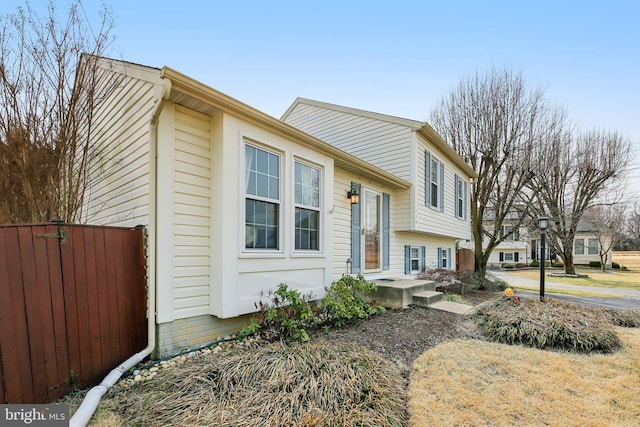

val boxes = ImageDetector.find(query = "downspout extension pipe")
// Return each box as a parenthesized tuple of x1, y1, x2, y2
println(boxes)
(69, 348, 152, 427)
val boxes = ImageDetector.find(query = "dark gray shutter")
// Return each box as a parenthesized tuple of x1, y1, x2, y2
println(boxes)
(421, 246, 426, 271)
(515, 252, 519, 262)
(382, 193, 390, 271)
(424, 150, 431, 206)
(463, 181, 468, 220)
(404, 245, 411, 274)
(454, 174, 459, 217)
(439, 163, 445, 212)
(351, 182, 361, 273)
(499, 252, 504, 262)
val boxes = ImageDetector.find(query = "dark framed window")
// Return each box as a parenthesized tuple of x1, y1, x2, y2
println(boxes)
(294, 161, 320, 250)
(245, 144, 280, 249)
(430, 158, 439, 208)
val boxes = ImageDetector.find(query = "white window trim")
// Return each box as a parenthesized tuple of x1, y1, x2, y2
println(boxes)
(574, 238, 585, 255)
(362, 187, 383, 273)
(430, 157, 439, 209)
(292, 158, 323, 254)
(242, 140, 284, 254)
(456, 176, 464, 219)
(410, 246, 420, 274)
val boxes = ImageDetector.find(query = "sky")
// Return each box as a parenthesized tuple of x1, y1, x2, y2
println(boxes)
(3, 0, 640, 198)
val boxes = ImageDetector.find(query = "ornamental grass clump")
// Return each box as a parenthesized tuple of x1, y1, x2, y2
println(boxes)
(103, 342, 407, 427)
(589, 306, 640, 327)
(473, 297, 621, 353)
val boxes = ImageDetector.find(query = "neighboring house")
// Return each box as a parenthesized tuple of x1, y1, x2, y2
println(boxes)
(281, 98, 476, 276)
(458, 215, 530, 267)
(572, 229, 613, 268)
(81, 57, 474, 357)
(490, 223, 529, 266)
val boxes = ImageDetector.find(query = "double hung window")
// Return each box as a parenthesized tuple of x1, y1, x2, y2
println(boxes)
(294, 161, 320, 251)
(245, 145, 280, 249)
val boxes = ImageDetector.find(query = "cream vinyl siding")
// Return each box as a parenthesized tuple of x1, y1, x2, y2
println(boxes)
(172, 106, 212, 319)
(332, 168, 357, 278)
(284, 103, 412, 181)
(212, 112, 334, 317)
(415, 138, 471, 240)
(333, 168, 458, 278)
(83, 64, 161, 226)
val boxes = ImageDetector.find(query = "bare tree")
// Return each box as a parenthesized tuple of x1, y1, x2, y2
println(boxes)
(582, 205, 625, 271)
(619, 202, 640, 250)
(430, 67, 566, 279)
(0, 0, 115, 223)
(529, 130, 631, 274)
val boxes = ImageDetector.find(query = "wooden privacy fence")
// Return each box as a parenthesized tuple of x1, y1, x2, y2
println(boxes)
(0, 223, 147, 404)
(456, 248, 475, 275)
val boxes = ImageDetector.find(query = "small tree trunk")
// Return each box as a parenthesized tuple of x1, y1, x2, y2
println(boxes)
(563, 251, 576, 275)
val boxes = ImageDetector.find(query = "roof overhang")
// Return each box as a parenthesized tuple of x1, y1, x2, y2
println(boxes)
(160, 67, 410, 190)
(417, 124, 477, 179)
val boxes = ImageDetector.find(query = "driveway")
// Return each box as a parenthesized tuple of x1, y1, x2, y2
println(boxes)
(491, 270, 640, 310)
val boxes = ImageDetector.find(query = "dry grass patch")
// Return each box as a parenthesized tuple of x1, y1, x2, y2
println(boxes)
(67, 342, 406, 427)
(409, 328, 640, 426)
(506, 268, 640, 290)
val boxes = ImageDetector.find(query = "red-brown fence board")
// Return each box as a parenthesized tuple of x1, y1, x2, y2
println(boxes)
(0, 223, 147, 404)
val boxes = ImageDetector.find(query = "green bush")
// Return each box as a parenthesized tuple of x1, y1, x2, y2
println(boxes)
(240, 276, 386, 342)
(472, 298, 621, 353)
(552, 260, 564, 268)
(612, 262, 620, 269)
(589, 261, 602, 268)
(502, 263, 515, 269)
(238, 284, 316, 342)
(530, 259, 540, 267)
(321, 274, 386, 327)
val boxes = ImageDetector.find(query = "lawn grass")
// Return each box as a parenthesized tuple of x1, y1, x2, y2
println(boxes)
(409, 328, 640, 426)
(506, 267, 640, 290)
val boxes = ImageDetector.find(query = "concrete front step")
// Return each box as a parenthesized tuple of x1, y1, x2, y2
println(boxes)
(369, 279, 437, 309)
(412, 290, 443, 306)
(428, 300, 474, 315)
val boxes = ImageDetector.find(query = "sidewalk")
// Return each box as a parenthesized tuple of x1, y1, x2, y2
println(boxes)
(491, 270, 640, 299)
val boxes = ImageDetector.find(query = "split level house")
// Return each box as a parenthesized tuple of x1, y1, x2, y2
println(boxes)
(80, 56, 475, 357)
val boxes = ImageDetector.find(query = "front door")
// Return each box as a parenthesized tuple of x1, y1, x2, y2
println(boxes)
(363, 189, 380, 271)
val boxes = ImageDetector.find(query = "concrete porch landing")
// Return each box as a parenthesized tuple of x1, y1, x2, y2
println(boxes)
(369, 279, 472, 315)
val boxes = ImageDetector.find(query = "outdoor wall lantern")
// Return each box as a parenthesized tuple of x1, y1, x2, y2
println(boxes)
(538, 216, 548, 302)
(347, 187, 359, 204)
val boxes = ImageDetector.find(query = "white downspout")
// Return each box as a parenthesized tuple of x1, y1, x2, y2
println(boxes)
(70, 83, 169, 427)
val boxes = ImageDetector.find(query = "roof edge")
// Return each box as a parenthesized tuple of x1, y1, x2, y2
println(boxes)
(160, 67, 411, 190)
(281, 97, 425, 130)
